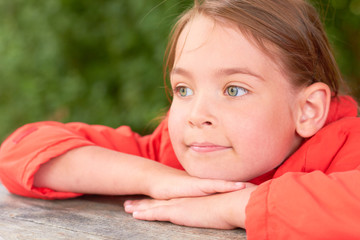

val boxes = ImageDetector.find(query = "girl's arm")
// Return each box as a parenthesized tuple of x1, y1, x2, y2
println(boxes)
(0, 120, 244, 199)
(245, 170, 360, 239)
(34, 145, 244, 199)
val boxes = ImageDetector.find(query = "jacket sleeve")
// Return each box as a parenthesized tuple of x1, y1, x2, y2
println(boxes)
(245, 118, 360, 240)
(0, 119, 179, 199)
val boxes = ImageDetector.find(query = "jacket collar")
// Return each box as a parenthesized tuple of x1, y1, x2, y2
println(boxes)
(325, 95, 358, 126)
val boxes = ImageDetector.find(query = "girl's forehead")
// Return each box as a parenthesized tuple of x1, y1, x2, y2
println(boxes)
(174, 14, 283, 77)
(176, 14, 240, 53)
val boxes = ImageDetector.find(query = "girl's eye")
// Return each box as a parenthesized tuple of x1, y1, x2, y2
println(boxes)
(175, 86, 194, 97)
(225, 86, 248, 97)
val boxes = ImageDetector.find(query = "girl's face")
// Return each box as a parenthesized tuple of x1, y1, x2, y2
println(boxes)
(168, 15, 303, 181)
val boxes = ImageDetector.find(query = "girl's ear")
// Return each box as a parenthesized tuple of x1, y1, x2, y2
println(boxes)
(295, 82, 331, 138)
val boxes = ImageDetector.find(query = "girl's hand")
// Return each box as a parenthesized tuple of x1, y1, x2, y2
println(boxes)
(124, 184, 257, 229)
(142, 166, 246, 200)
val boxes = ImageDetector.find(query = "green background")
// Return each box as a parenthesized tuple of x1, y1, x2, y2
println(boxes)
(0, 0, 359, 141)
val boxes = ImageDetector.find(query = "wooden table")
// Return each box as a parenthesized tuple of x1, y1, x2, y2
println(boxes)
(0, 183, 247, 239)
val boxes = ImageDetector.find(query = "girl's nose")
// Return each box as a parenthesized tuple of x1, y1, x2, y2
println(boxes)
(187, 96, 216, 128)
(189, 118, 213, 127)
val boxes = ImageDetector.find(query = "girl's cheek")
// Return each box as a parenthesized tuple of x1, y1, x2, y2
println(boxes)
(169, 102, 185, 124)
(168, 105, 182, 140)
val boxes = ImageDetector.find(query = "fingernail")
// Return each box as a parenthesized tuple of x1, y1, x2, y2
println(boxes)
(124, 204, 132, 212)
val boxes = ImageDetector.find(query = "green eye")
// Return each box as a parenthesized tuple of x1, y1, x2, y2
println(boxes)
(226, 86, 248, 97)
(177, 86, 193, 97)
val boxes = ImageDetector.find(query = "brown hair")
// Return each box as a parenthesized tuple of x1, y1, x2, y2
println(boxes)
(163, 0, 343, 98)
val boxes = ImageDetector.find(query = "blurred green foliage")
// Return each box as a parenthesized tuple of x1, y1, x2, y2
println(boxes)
(312, 0, 360, 99)
(0, 0, 359, 141)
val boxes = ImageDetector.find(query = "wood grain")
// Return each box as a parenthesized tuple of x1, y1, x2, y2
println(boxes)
(0, 184, 247, 239)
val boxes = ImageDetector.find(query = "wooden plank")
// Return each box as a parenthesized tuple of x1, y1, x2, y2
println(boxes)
(0, 217, 101, 240)
(0, 184, 247, 239)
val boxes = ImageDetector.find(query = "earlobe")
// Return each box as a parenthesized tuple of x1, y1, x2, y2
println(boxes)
(296, 82, 331, 138)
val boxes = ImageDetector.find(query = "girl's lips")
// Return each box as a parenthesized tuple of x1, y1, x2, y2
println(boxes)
(188, 143, 231, 153)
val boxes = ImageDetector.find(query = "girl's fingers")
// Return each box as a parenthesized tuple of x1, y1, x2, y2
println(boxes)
(124, 194, 239, 229)
(132, 206, 172, 222)
(124, 199, 170, 213)
(198, 180, 246, 195)
(125, 199, 195, 226)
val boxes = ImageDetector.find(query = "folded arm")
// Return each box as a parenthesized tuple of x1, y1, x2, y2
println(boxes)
(0, 120, 244, 200)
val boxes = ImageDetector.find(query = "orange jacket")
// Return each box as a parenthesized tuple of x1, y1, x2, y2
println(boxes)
(0, 96, 359, 239)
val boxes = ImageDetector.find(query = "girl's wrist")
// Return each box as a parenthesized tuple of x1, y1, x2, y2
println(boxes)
(223, 185, 257, 229)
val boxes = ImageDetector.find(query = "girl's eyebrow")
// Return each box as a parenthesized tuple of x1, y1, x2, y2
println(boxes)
(171, 67, 192, 79)
(171, 67, 264, 81)
(215, 67, 264, 81)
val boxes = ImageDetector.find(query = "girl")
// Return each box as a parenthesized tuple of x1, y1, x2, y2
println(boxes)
(1, 0, 360, 239)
